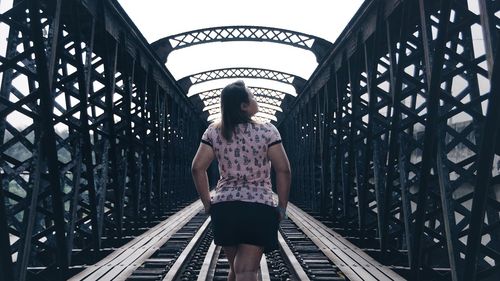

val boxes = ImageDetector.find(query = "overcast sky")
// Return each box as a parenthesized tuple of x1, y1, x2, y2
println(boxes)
(1, 0, 486, 124)
(118, 1, 363, 43)
(0, 0, 364, 125)
(117, 0, 364, 94)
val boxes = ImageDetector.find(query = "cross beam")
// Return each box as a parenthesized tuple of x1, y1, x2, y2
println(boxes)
(178, 67, 306, 93)
(151, 25, 333, 63)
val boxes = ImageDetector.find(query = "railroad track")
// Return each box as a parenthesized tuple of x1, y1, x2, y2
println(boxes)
(125, 214, 317, 281)
(71, 200, 405, 281)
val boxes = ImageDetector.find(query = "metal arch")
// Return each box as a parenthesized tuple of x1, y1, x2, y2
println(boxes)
(192, 86, 290, 99)
(253, 116, 274, 123)
(251, 86, 295, 97)
(194, 86, 290, 123)
(194, 87, 289, 107)
(178, 67, 307, 93)
(203, 101, 282, 112)
(207, 112, 278, 122)
(191, 87, 293, 122)
(151, 25, 333, 63)
(203, 96, 283, 108)
(208, 106, 278, 116)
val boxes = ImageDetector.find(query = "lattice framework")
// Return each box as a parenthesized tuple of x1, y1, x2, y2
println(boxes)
(189, 86, 294, 123)
(151, 25, 333, 63)
(280, 0, 500, 280)
(177, 67, 306, 94)
(0, 0, 202, 279)
(192, 87, 289, 122)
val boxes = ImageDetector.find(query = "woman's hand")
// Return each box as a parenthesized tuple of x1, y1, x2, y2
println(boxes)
(276, 206, 287, 221)
(203, 201, 211, 215)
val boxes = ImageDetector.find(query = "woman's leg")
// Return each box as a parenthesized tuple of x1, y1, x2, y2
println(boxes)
(233, 244, 264, 281)
(223, 246, 238, 281)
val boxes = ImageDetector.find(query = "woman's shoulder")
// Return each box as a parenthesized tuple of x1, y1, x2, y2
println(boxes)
(207, 122, 221, 131)
(247, 121, 270, 131)
(255, 122, 277, 132)
(202, 122, 220, 139)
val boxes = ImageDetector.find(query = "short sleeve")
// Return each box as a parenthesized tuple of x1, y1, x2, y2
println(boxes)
(201, 126, 213, 147)
(267, 124, 282, 148)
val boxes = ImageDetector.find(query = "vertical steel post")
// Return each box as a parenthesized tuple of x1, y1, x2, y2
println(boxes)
(26, 0, 68, 279)
(69, 0, 101, 252)
(0, 175, 13, 281)
(463, 25, 500, 281)
(411, 1, 452, 279)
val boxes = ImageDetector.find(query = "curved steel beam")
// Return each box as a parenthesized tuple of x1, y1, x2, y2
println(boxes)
(178, 67, 306, 93)
(203, 102, 282, 112)
(193, 86, 289, 107)
(208, 106, 278, 116)
(202, 95, 281, 106)
(193, 86, 291, 99)
(208, 112, 277, 122)
(191, 86, 293, 121)
(191, 86, 294, 124)
(151, 25, 333, 63)
(251, 86, 296, 97)
(252, 116, 274, 123)
(203, 96, 283, 109)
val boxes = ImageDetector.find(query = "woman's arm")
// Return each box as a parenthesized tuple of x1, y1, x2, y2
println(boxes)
(191, 143, 215, 213)
(268, 143, 291, 219)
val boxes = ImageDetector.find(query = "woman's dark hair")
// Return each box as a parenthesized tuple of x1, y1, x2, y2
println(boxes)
(219, 80, 252, 141)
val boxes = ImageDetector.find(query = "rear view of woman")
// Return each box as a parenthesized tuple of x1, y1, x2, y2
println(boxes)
(191, 80, 291, 281)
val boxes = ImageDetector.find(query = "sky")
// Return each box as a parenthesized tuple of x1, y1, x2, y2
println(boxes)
(117, 1, 364, 43)
(0, 0, 487, 124)
(0, 0, 365, 124)
(117, 0, 364, 79)
(117, 0, 365, 121)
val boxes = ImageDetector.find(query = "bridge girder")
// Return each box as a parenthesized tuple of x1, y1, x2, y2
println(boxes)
(190, 86, 292, 122)
(196, 87, 287, 106)
(202, 96, 283, 110)
(178, 67, 306, 93)
(151, 25, 333, 63)
(207, 111, 278, 122)
(203, 102, 282, 113)
(207, 106, 279, 116)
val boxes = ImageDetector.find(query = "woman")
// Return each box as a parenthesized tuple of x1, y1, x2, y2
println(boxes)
(191, 80, 291, 281)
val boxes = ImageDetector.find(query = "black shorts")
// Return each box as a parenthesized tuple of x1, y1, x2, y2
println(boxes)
(210, 201, 279, 253)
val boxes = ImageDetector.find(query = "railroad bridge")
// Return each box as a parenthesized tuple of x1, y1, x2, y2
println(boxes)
(0, 0, 499, 280)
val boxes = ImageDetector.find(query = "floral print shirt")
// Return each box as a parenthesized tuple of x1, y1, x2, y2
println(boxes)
(201, 122, 282, 207)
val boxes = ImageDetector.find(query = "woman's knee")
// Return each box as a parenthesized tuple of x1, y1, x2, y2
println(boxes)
(234, 270, 258, 281)
(234, 266, 259, 275)
(233, 261, 259, 280)
(233, 243, 263, 277)
(233, 258, 259, 276)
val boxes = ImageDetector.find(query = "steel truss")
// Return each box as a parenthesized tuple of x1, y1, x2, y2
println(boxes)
(190, 87, 291, 123)
(199, 90, 285, 108)
(280, 0, 500, 280)
(207, 106, 278, 117)
(151, 25, 333, 63)
(203, 95, 283, 108)
(0, 0, 203, 280)
(177, 67, 307, 93)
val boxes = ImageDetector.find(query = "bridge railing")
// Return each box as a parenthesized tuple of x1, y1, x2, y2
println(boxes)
(280, 0, 500, 280)
(0, 0, 204, 280)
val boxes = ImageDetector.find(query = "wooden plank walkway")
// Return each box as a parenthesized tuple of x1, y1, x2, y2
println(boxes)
(69, 199, 406, 281)
(69, 200, 203, 281)
(288, 203, 406, 281)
